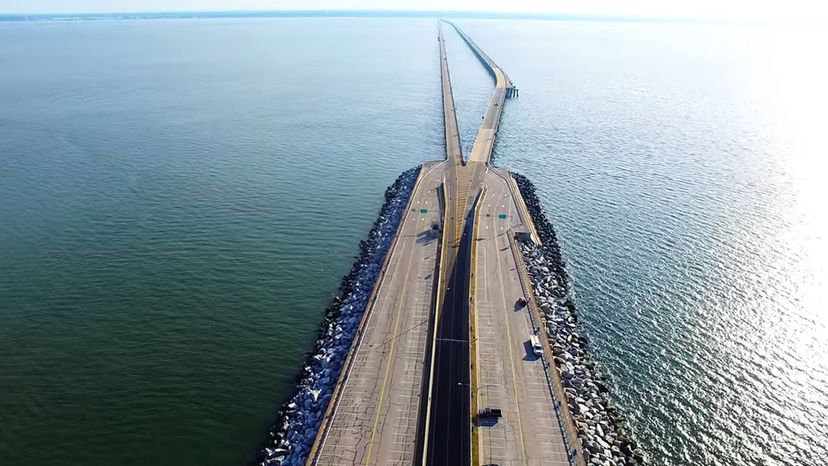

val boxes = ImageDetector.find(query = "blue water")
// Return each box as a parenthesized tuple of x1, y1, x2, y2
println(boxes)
(447, 20, 828, 466)
(1, 17, 826, 466)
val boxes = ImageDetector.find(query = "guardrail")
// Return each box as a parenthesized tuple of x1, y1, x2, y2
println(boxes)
(508, 232, 583, 466)
(444, 20, 499, 82)
(438, 21, 463, 164)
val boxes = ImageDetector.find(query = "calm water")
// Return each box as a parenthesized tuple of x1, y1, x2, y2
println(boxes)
(1, 17, 826, 466)
(448, 20, 828, 465)
(0, 18, 441, 465)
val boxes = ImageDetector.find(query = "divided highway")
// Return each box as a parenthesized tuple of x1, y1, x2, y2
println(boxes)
(422, 22, 475, 466)
(307, 20, 582, 466)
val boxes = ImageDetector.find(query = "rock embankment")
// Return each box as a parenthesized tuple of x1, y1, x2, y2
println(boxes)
(259, 166, 421, 466)
(513, 172, 643, 466)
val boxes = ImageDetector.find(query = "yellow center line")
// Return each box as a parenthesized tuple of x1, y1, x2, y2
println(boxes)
(363, 193, 422, 466)
(469, 189, 485, 466)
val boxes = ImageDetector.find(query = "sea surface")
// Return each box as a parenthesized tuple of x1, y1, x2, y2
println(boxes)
(1, 17, 826, 466)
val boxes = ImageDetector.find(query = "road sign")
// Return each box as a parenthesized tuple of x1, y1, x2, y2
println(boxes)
(498, 213, 507, 219)
(420, 209, 428, 213)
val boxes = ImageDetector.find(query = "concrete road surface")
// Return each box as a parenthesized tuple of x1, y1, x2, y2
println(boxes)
(472, 168, 570, 466)
(310, 162, 446, 466)
(444, 21, 511, 165)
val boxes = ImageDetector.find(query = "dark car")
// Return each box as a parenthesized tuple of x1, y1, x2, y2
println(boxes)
(479, 408, 502, 419)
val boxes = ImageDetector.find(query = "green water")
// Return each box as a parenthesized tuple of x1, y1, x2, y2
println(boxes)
(0, 18, 440, 465)
(1, 16, 827, 466)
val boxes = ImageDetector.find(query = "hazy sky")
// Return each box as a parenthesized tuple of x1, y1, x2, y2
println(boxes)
(3, 0, 827, 21)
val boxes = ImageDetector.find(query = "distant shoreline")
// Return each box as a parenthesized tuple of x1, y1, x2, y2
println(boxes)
(0, 10, 798, 26)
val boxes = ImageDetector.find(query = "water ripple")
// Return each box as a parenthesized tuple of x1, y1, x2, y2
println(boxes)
(452, 19, 828, 466)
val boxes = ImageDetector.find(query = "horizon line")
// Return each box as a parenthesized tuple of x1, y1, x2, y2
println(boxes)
(0, 9, 822, 26)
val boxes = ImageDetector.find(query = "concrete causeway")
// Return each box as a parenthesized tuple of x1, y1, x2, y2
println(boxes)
(306, 20, 583, 466)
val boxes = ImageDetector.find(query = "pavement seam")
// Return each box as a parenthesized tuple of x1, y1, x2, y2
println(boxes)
(309, 164, 430, 465)
(364, 239, 417, 466)
(494, 211, 529, 464)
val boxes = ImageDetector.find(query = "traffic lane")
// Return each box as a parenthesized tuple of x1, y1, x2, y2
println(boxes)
(478, 171, 570, 465)
(371, 175, 443, 466)
(313, 170, 443, 465)
(426, 197, 475, 466)
(426, 247, 470, 465)
(498, 233, 569, 466)
(315, 203, 423, 465)
(438, 22, 463, 164)
(481, 88, 505, 130)
(474, 178, 526, 466)
(468, 87, 504, 163)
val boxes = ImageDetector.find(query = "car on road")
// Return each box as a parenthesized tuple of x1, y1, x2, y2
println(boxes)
(530, 334, 543, 357)
(479, 407, 502, 419)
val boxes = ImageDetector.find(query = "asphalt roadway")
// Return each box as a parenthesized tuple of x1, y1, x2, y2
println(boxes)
(310, 19, 580, 466)
(420, 21, 474, 466)
(423, 191, 481, 466)
(427, 22, 575, 466)
(438, 21, 463, 166)
(311, 22, 476, 466)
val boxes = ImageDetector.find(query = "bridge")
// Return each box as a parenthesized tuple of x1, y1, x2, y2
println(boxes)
(306, 20, 583, 466)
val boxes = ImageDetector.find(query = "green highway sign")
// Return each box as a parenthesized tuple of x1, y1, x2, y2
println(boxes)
(498, 213, 508, 219)
(420, 209, 428, 213)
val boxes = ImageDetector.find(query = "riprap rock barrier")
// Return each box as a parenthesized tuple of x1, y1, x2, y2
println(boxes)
(513, 172, 644, 466)
(258, 166, 421, 466)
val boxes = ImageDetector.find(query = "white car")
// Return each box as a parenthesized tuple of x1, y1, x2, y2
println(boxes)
(529, 334, 543, 357)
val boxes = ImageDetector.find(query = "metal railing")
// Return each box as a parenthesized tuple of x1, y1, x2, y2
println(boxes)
(508, 232, 580, 466)
(444, 20, 499, 81)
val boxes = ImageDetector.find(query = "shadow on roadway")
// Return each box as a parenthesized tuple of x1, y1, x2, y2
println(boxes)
(522, 341, 541, 362)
